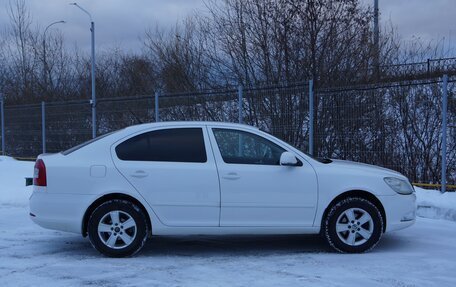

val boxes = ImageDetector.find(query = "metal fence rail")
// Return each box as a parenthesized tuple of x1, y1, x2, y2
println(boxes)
(348, 57, 456, 85)
(0, 77, 454, 189)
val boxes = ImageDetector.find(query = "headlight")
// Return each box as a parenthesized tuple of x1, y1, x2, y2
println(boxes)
(384, 177, 414, 195)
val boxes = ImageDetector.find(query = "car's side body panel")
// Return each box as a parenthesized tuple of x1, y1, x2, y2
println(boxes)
(206, 124, 318, 227)
(30, 192, 94, 233)
(111, 126, 221, 227)
(29, 121, 416, 238)
(377, 194, 416, 232)
(30, 131, 163, 234)
(309, 159, 413, 229)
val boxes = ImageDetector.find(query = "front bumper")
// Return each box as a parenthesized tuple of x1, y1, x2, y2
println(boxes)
(378, 192, 417, 232)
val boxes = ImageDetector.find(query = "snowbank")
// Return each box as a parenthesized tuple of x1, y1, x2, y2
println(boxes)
(415, 187, 456, 221)
(0, 156, 33, 206)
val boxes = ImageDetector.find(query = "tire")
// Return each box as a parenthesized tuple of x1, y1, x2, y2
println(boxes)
(88, 199, 149, 257)
(323, 197, 383, 253)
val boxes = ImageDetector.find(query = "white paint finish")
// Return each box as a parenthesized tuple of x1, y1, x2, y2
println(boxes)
(28, 121, 416, 239)
(29, 192, 95, 233)
(279, 151, 298, 166)
(377, 193, 417, 232)
(207, 125, 318, 226)
(311, 159, 411, 227)
(111, 126, 220, 227)
(90, 165, 106, 178)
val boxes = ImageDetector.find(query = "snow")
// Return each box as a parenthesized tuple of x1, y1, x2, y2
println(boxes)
(1, 157, 456, 286)
(415, 187, 456, 221)
(0, 156, 33, 206)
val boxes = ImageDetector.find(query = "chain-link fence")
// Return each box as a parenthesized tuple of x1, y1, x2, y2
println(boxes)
(243, 83, 310, 152)
(2, 104, 41, 157)
(0, 77, 454, 188)
(314, 79, 454, 185)
(448, 79, 456, 187)
(159, 89, 238, 122)
(45, 101, 92, 154)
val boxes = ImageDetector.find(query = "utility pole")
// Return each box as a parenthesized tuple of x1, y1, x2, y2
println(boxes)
(373, 0, 380, 75)
(71, 3, 96, 138)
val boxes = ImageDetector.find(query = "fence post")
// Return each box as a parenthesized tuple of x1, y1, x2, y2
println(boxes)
(0, 94, 4, 155)
(41, 101, 46, 154)
(427, 58, 431, 75)
(308, 80, 314, 156)
(90, 98, 96, 139)
(238, 85, 243, 124)
(155, 90, 160, 122)
(441, 74, 448, 193)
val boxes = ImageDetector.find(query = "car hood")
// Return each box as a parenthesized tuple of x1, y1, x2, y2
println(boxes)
(328, 159, 407, 179)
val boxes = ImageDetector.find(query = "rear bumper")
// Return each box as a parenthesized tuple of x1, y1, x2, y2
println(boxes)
(378, 193, 417, 232)
(29, 191, 93, 234)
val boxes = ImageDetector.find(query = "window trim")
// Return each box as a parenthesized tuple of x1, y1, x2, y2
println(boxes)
(211, 128, 290, 166)
(114, 127, 208, 163)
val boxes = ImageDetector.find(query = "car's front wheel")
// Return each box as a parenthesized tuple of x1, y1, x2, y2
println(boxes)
(88, 199, 149, 257)
(324, 197, 383, 253)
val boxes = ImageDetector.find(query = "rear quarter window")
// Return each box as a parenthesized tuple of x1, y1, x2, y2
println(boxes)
(61, 131, 116, 155)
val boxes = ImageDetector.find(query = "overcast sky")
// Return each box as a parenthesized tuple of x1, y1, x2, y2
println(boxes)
(0, 0, 455, 54)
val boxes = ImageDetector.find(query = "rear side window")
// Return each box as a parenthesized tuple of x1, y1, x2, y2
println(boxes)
(115, 128, 207, 163)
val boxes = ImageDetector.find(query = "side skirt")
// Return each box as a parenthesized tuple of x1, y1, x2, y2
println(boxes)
(151, 226, 321, 236)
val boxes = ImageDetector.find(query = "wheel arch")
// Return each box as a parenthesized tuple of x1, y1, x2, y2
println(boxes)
(82, 193, 152, 237)
(321, 190, 387, 233)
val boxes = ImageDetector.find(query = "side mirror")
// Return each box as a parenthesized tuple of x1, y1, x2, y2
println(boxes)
(280, 152, 298, 166)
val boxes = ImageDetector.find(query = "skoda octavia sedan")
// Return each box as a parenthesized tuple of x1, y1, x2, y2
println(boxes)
(29, 122, 416, 257)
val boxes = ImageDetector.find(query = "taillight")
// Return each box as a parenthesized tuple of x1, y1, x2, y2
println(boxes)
(33, 159, 47, 186)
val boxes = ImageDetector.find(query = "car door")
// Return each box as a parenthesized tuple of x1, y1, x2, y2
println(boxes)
(208, 126, 318, 227)
(112, 126, 220, 227)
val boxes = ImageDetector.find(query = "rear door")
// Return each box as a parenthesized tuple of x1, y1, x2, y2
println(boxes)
(112, 126, 220, 227)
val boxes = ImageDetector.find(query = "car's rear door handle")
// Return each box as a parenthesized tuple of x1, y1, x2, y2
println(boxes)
(222, 172, 240, 180)
(130, 170, 148, 178)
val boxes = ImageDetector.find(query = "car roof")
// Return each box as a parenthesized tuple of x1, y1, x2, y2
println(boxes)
(124, 121, 260, 132)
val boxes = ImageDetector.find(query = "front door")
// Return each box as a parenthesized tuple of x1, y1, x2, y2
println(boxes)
(208, 127, 318, 227)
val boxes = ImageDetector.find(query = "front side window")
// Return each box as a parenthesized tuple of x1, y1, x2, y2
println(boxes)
(116, 128, 207, 162)
(213, 128, 285, 165)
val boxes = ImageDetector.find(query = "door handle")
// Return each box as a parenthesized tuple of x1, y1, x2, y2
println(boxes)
(222, 172, 240, 180)
(130, 170, 148, 178)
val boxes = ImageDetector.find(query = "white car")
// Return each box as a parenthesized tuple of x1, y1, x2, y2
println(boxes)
(30, 122, 416, 257)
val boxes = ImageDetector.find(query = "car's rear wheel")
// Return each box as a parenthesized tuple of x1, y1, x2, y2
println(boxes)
(88, 199, 148, 257)
(324, 197, 383, 253)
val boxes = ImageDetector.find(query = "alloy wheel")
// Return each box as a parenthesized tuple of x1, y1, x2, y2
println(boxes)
(335, 208, 374, 246)
(97, 210, 137, 249)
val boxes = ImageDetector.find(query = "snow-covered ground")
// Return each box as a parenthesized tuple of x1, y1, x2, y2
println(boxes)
(1, 156, 456, 287)
(0, 156, 34, 206)
(415, 187, 456, 221)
